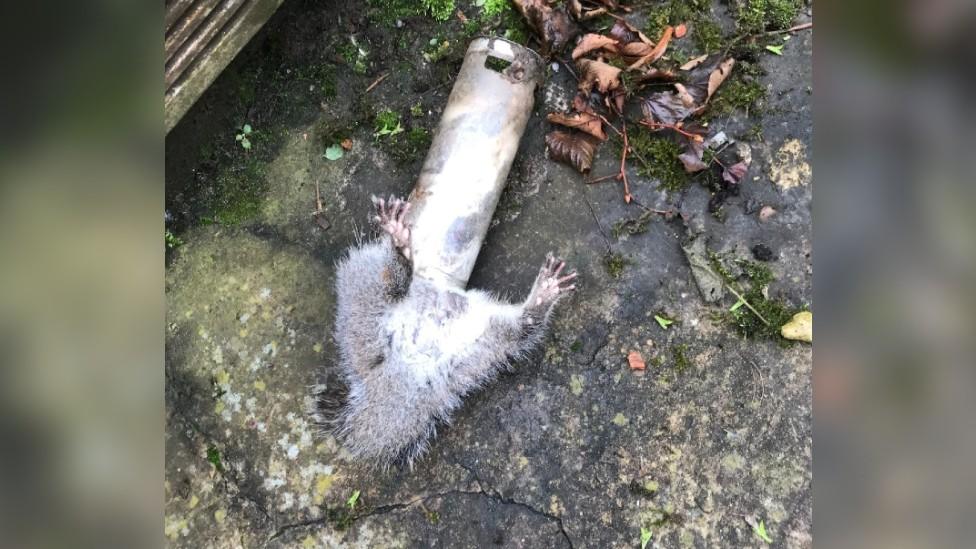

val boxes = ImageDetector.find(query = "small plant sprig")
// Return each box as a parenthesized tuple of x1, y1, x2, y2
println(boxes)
(236, 124, 253, 150)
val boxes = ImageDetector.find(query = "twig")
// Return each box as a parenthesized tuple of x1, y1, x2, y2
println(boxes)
(587, 173, 619, 184)
(766, 22, 812, 35)
(557, 57, 579, 81)
(640, 120, 704, 142)
(582, 193, 612, 254)
(620, 121, 632, 203)
(724, 283, 770, 326)
(364, 73, 389, 94)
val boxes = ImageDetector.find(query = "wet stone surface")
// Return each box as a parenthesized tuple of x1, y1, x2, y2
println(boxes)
(165, 1, 812, 547)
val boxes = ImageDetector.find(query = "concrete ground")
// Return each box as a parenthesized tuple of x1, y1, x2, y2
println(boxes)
(165, 1, 812, 546)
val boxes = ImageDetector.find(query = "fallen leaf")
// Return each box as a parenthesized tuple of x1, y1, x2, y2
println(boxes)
(546, 131, 598, 173)
(722, 161, 749, 184)
(765, 44, 784, 55)
(607, 18, 653, 46)
(679, 53, 708, 70)
(618, 41, 654, 65)
(513, 0, 579, 54)
(682, 237, 725, 303)
(627, 350, 646, 371)
(654, 314, 674, 329)
(674, 23, 687, 38)
(577, 59, 622, 94)
(634, 67, 678, 83)
(678, 139, 708, 172)
(572, 34, 619, 59)
(627, 25, 673, 70)
(340, 138, 353, 150)
(640, 91, 697, 125)
(547, 111, 607, 140)
(705, 57, 735, 103)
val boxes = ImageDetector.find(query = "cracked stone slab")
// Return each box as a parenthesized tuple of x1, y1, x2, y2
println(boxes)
(165, 1, 811, 546)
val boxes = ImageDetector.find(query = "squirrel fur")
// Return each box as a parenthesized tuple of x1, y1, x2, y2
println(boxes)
(313, 196, 577, 467)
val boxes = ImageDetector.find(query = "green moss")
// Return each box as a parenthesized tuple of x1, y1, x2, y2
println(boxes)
(627, 131, 688, 193)
(605, 252, 629, 278)
(645, 0, 720, 52)
(612, 210, 654, 238)
(481, 0, 510, 17)
(206, 446, 223, 472)
(422, 0, 456, 21)
(205, 156, 267, 226)
(570, 340, 583, 352)
(672, 344, 691, 373)
(425, 510, 441, 524)
(410, 102, 424, 117)
(480, 1, 529, 45)
(709, 253, 799, 340)
(366, 0, 422, 25)
(165, 229, 183, 250)
(338, 40, 369, 75)
(735, 0, 802, 34)
(703, 77, 765, 120)
(692, 18, 724, 53)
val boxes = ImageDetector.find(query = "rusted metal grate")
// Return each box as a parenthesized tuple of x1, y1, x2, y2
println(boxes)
(165, 0, 284, 133)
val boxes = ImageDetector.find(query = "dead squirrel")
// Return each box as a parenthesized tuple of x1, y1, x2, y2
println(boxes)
(315, 195, 577, 467)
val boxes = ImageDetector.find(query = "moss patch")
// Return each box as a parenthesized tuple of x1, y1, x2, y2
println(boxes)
(702, 65, 766, 121)
(612, 209, 655, 239)
(206, 446, 223, 472)
(672, 344, 691, 373)
(644, 0, 724, 54)
(627, 131, 688, 193)
(734, 0, 802, 34)
(604, 252, 629, 278)
(709, 253, 799, 340)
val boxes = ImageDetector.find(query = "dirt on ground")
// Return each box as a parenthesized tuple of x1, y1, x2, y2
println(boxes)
(165, 1, 812, 546)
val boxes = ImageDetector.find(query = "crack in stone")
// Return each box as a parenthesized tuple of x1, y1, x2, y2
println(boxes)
(456, 461, 575, 549)
(166, 374, 275, 528)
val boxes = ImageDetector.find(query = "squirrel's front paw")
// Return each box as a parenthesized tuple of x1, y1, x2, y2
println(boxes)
(528, 253, 577, 307)
(371, 195, 412, 259)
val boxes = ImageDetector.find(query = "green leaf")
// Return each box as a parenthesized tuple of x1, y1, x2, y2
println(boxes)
(347, 490, 360, 509)
(324, 144, 344, 160)
(242, 124, 252, 134)
(241, 137, 251, 150)
(654, 315, 673, 329)
(754, 519, 772, 543)
(765, 45, 784, 56)
(640, 527, 652, 549)
(729, 299, 745, 312)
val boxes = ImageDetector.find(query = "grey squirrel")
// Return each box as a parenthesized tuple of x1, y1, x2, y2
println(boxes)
(316, 195, 577, 467)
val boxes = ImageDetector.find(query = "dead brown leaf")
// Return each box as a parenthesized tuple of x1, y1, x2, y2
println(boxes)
(722, 161, 749, 184)
(680, 53, 708, 71)
(607, 18, 654, 46)
(340, 138, 353, 151)
(674, 23, 687, 38)
(547, 111, 608, 140)
(627, 25, 673, 70)
(512, 0, 579, 54)
(641, 91, 697, 125)
(572, 34, 619, 60)
(627, 350, 645, 371)
(577, 58, 622, 94)
(705, 57, 735, 103)
(618, 41, 654, 65)
(546, 131, 598, 173)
